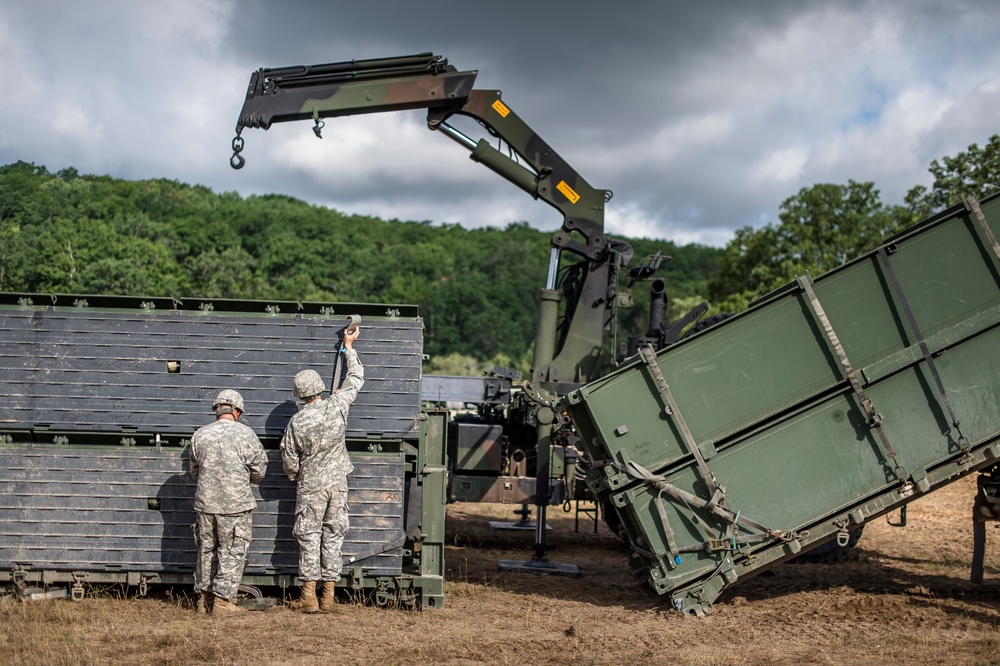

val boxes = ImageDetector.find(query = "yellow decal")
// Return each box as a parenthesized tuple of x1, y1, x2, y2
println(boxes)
(492, 99, 511, 118)
(557, 181, 581, 204)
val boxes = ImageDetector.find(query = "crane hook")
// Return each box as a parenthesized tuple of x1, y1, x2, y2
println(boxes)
(230, 133, 245, 169)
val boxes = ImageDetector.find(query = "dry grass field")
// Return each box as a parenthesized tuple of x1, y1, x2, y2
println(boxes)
(2, 474, 1000, 666)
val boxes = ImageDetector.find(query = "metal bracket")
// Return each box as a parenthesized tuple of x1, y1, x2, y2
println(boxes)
(11, 566, 27, 594)
(71, 572, 87, 601)
(374, 577, 396, 607)
(350, 566, 365, 592)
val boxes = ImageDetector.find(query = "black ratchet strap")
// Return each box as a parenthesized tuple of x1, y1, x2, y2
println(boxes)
(342, 532, 406, 567)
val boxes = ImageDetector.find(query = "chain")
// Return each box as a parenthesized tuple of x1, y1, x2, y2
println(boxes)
(230, 130, 245, 169)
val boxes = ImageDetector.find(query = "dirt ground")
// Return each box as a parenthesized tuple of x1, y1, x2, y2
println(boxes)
(3, 474, 1000, 666)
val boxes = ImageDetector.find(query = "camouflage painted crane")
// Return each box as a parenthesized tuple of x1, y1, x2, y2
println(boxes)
(230, 53, 699, 568)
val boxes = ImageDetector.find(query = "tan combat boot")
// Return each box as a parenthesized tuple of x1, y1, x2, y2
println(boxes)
(212, 595, 245, 615)
(290, 581, 319, 613)
(195, 592, 209, 615)
(319, 581, 336, 612)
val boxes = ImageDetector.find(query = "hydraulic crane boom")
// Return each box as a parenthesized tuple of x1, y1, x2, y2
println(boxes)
(232, 52, 621, 389)
(231, 52, 649, 568)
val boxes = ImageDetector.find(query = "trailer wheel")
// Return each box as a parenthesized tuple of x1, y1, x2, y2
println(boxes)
(792, 527, 864, 564)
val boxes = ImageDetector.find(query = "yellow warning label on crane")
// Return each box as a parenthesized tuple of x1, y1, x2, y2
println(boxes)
(492, 99, 511, 118)
(557, 181, 581, 204)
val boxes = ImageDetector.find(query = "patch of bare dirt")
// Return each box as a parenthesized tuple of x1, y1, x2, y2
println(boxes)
(3, 475, 1000, 665)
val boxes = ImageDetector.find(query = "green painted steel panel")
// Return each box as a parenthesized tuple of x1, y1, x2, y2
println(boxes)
(563, 193, 1000, 615)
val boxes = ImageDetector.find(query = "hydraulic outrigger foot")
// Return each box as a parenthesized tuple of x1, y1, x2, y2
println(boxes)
(489, 504, 553, 531)
(497, 557, 580, 577)
(497, 505, 580, 577)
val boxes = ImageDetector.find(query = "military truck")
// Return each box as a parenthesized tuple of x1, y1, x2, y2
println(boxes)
(227, 53, 1000, 610)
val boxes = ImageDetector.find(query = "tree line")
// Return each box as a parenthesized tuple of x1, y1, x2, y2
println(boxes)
(0, 162, 721, 373)
(1, 134, 996, 373)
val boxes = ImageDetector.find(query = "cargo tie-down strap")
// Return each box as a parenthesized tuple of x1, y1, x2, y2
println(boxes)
(638, 345, 721, 498)
(875, 246, 966, 446)
(796, 276, 910, 480)
(615, 457, 788, 566)
(634, 345, 791, 565)
(342, 532, 407, 567)
(966, 195, 1000, 263)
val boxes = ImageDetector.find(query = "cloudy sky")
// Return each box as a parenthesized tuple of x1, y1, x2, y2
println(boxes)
(2, 1, 999, 247)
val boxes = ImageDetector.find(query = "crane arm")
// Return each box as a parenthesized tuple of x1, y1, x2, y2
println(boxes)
(232, 52, 610, 263)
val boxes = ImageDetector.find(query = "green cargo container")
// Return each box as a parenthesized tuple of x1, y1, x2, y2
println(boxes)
(0, 294, 446, 608)
(562, 193, 1000, 615)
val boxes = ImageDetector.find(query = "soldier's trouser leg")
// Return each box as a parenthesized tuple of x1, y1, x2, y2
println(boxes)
(320, 486, 350, 583)
(293, 493, 327, 581)
(193, 512, 217, 595)
(212, 511, 253, 600)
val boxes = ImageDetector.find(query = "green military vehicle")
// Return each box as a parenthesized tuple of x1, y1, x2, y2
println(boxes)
(230, 53, 709, 573)
(562, 191, 1000, 614)
(228, 53, 1000, 611)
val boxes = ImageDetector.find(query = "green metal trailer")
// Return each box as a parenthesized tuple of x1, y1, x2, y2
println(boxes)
(561, 193, 1000, 615)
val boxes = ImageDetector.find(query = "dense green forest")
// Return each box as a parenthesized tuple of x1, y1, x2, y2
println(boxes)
(1, 134, 996, 374)
(0, 162, 721, 373)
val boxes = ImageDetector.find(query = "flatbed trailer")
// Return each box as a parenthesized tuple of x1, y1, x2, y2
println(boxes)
(0, 294, 446, 608)
(562, 193, 1000, 615)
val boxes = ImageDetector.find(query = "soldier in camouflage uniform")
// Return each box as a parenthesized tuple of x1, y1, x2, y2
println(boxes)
(281, 325, 363, 612)
(190, 389, 268, 616)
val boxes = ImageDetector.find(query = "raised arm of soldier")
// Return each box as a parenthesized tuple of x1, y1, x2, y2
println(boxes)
(279, 325, 364, 481)
(333, 325, 365, 403)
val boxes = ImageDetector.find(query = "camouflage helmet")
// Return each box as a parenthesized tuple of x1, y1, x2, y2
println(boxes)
(294, 369, 326, 399)
(212, 389, 245, 413)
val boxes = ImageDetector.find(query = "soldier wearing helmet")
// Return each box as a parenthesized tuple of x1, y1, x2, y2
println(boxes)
(281, 324, 364, 613)
(189, 389, 268, 616)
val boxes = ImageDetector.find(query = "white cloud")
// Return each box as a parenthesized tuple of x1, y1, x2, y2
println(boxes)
(751, 146, 810, 185)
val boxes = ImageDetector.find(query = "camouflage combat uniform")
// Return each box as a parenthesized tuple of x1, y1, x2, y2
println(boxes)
(281, 348, 364, 583)
(190, 419, 268, 601)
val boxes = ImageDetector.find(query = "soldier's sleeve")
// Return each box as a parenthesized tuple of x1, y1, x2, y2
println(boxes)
(247, 433, 267, 485)
(189, 435, 200, 479)
(335, 348, 365, 407)
(280, 422, 300, 481)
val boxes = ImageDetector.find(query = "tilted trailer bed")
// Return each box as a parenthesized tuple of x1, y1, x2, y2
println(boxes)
(563, 193, 1000, 615)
